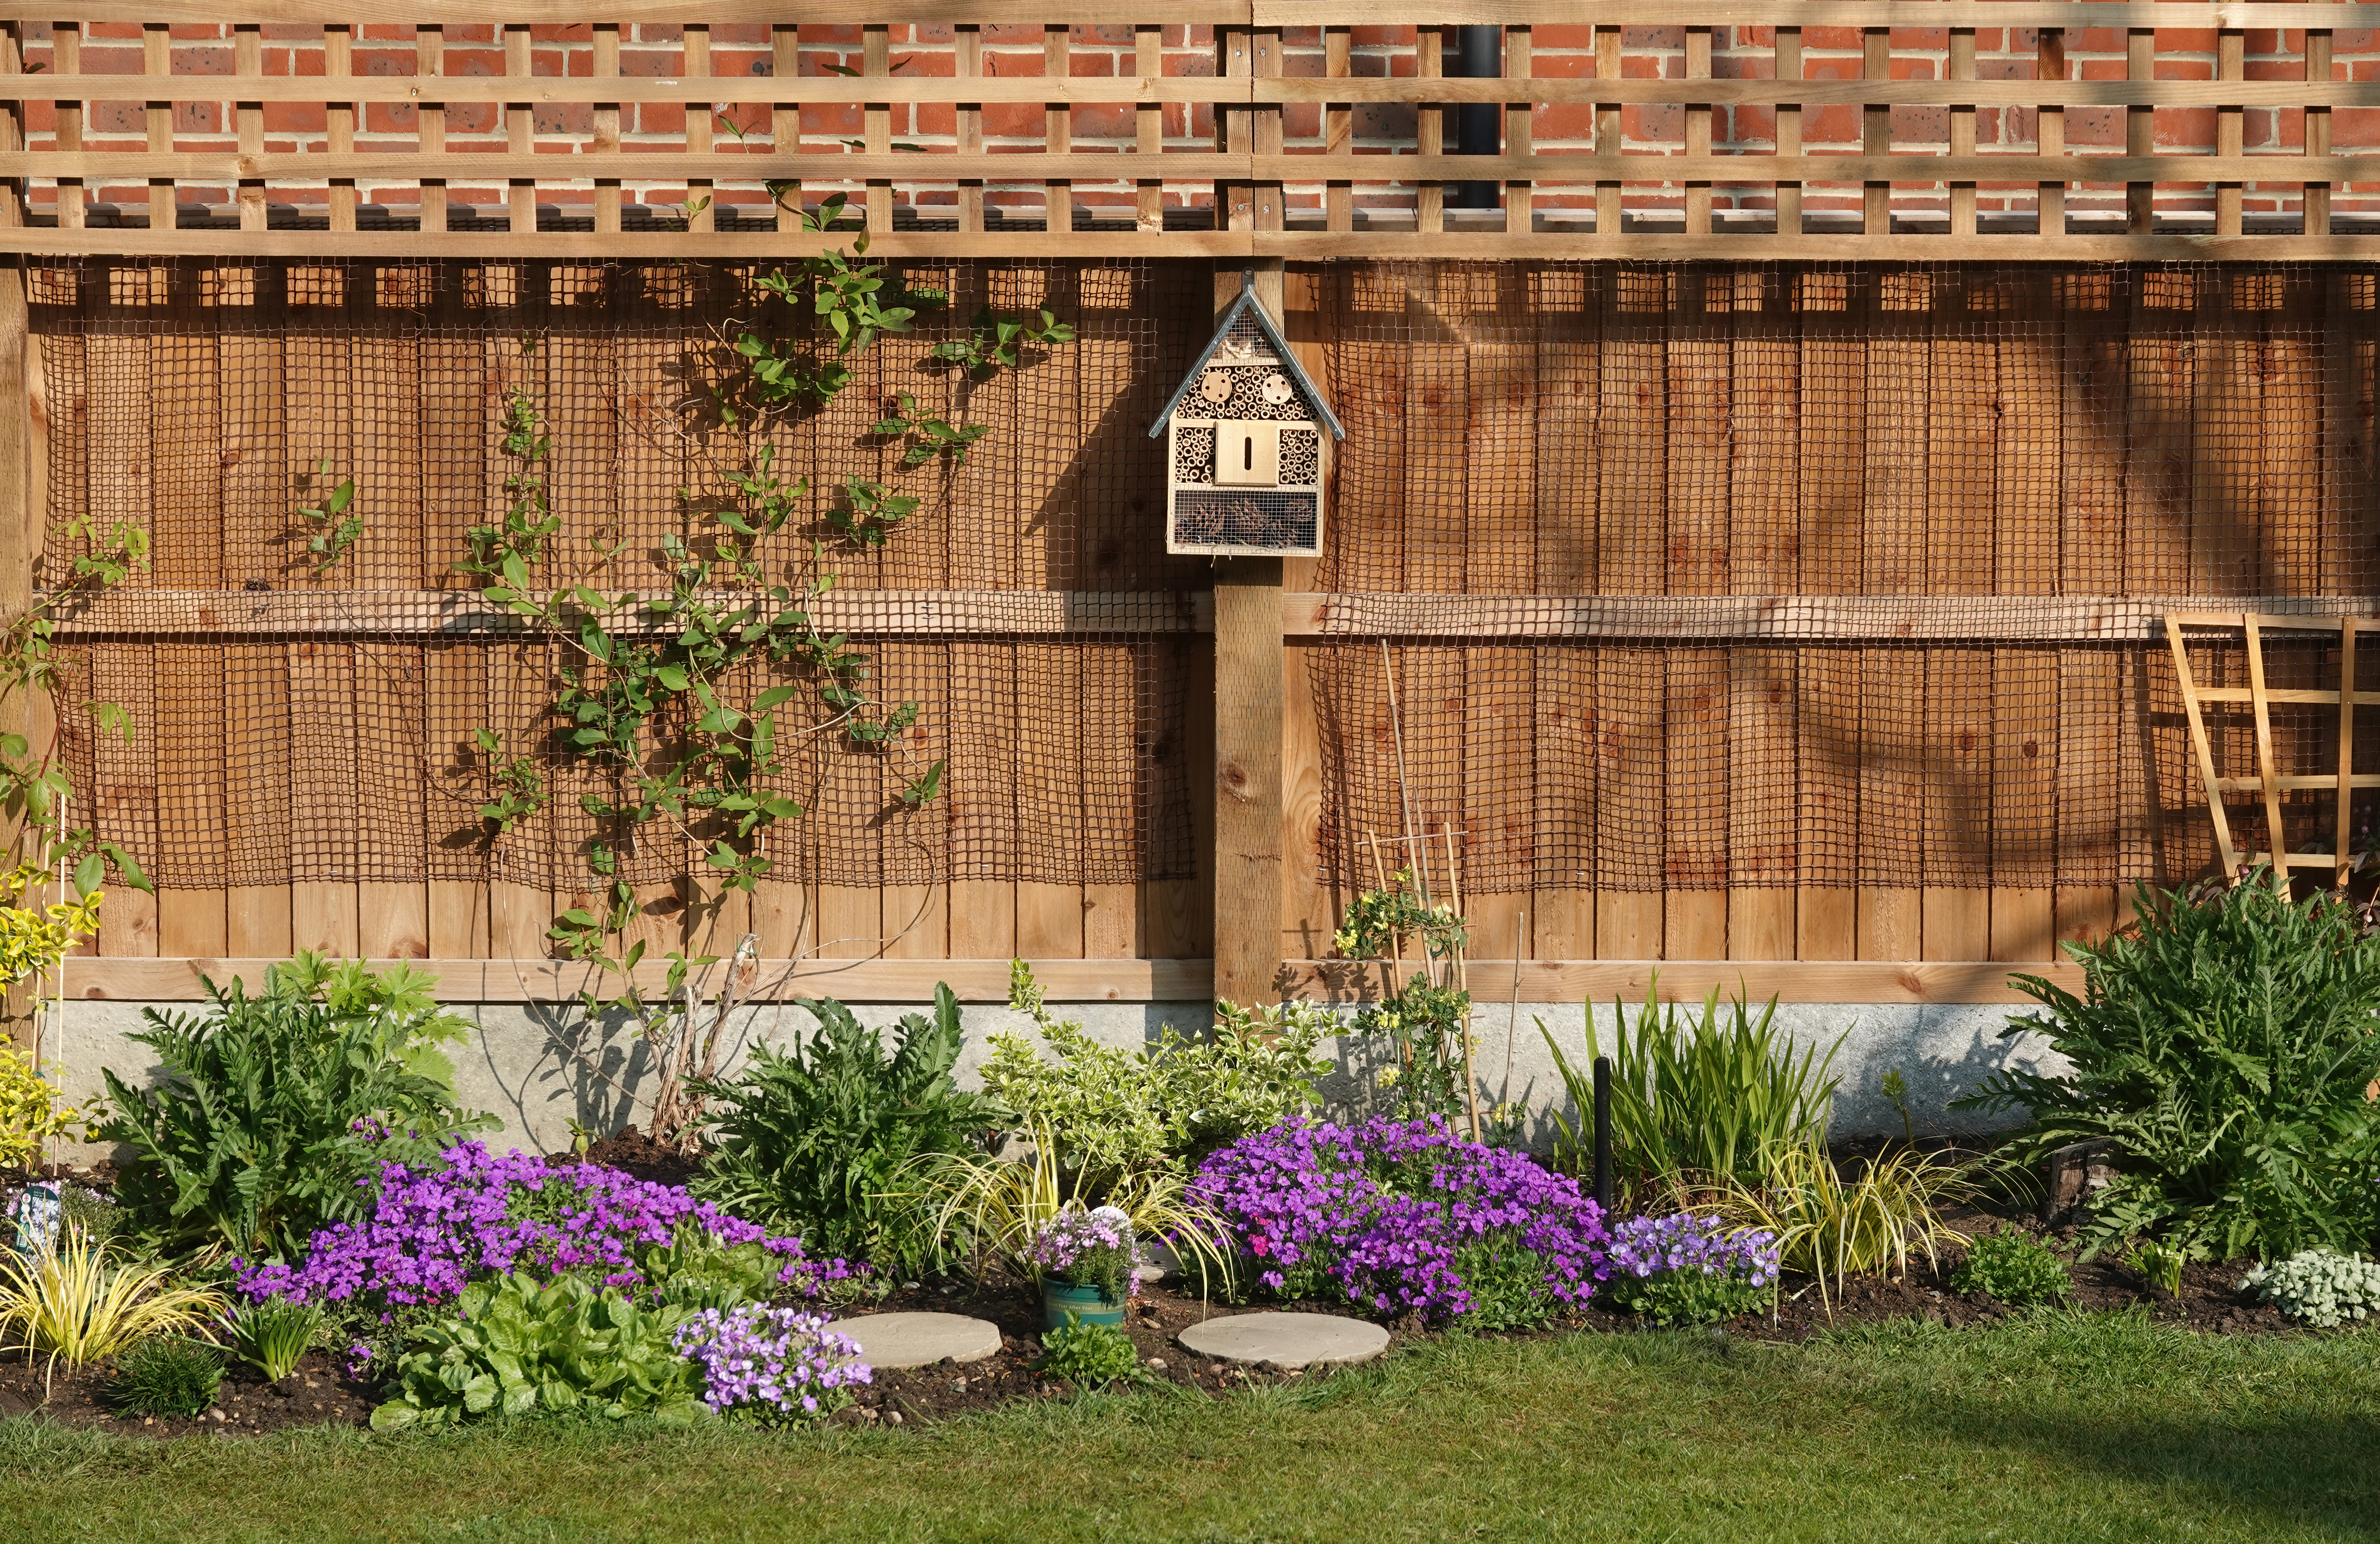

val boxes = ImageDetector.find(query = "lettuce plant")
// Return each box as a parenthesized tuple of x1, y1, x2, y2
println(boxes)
(1952, 1225, 2072, 1306)
(371, 1272, 708, 1429)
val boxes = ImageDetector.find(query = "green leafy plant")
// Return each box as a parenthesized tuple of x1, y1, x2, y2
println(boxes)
(1879, 1068, 1916, 1148)
(215, 1299, 324, 1383)
(2239, 1248, 2380, 1328)
(1955, 875, 2380, 1263)
(2125, 1237, 2188, 1298)
(371, 1272, 710, 1430)
(465, 728, 546, 834)
(930, 306, 1078, 376)
(1035, 1312, 1149, 1389)
(105, 1336, 223, 1418)
(92, 964, 495, 1257)
(439, 209, 1064, 1155)
(1543, 981, 1843, 1208)
(872, 391, 991, 467)
(1333, 869, 1475, 1122)
(1952, 1224, 2072, 1306)
(295, 456, 361, 575)
(1715, 1144, 1973, 1306)
(982, 962, 1336, 1181)
(687, 985, 1006, 1266)
(0, 1232, 224, 1371)
(1607, 1268, 1776, 1328)
(631, 1234, 814, 1314)
(832, 476, 921, 546)
(56, 1184, 123, 1251)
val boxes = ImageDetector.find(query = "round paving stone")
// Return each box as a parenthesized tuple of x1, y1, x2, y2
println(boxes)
(1176, 1312, 1390, 1371)
(840, 1313, 1003, 1370)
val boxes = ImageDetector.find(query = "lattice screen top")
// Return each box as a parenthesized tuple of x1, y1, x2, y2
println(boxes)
(8, 7, 2380, 258)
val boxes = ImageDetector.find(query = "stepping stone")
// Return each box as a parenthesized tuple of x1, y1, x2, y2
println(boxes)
(839, 1312, 1003, 1370)
(1177, 1311, 1390, 1371)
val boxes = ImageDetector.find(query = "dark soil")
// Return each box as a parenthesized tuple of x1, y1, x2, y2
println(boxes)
(822, 1272, 1376, 1427)
(578, 1127, 704, 1190)
(1666, 1201, 2295, 1342)
(0, 1349, 377, 1437)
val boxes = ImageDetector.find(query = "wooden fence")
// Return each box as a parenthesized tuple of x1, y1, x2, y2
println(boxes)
(9, 7, 2380, 1015)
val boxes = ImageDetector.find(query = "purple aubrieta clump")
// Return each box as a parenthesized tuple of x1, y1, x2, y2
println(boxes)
(1028, 1204, 1143, 1296)
(1604, 1212, 1781, 1287)
(1190, 1115, 1612, 1323)
(230, 1140, 855, 1310)
(672, 1304, 872, 1420)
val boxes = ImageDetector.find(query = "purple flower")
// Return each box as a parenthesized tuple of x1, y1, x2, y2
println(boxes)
(230, 1141, 858, 1312)
(1604, 1212, 1780, 1289)
(1190, 1116, 1611, 1325)
(1028, 1205, 1143, 1297)
(673, 1305, 871, 1421)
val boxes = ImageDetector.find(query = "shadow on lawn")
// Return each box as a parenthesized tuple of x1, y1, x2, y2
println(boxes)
(1896, 1384, 2380, 1536)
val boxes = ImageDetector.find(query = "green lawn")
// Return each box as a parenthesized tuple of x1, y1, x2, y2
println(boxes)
(5, 1313, 2376, 1544)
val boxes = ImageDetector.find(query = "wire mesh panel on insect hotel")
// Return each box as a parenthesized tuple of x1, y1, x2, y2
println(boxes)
(1150, 273, 1344, 558)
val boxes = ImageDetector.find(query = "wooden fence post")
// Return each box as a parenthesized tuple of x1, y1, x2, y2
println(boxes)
(1210, 261, 1287, 1012)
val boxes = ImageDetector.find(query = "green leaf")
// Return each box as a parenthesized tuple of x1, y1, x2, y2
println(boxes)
(72, 852, 104, 898)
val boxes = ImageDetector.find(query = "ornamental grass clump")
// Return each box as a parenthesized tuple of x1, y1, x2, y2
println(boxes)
(233, 1140, 853, 1314)
(672, 1304, 871, 1422)
(1028, 1205, 1142, 1299)
(1191, 1116, 1609, 1328)
(1602, 1213, 1781, 1327)
(105, 1336, 223, 1419)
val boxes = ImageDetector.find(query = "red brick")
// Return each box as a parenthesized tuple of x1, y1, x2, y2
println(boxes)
(261, 102, 326, 134)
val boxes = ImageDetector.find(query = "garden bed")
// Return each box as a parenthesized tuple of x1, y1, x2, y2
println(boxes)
(0, 1223, 2300, 1444)
(0, 1348, 376, 1436)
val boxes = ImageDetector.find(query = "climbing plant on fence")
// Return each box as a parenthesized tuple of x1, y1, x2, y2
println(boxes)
(452, 199, 1075, 1147)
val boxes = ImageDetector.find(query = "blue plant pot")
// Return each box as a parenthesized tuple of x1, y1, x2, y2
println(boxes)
(1042, 1279, 1128, 1330)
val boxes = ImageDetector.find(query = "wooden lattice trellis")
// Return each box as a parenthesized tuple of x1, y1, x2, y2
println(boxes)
(2166, 609, 2380, 892)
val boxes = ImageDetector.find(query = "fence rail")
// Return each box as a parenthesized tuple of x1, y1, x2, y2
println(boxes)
(6, 6, 2380, 258)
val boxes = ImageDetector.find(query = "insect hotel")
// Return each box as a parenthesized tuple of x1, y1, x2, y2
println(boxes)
(1153, 272, 1342, 559)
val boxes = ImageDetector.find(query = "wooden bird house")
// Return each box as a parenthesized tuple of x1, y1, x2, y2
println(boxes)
(1150, 272, 1343, 558)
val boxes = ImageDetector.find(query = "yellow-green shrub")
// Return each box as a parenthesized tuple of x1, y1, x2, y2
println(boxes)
(0, 1042, 88, 1172)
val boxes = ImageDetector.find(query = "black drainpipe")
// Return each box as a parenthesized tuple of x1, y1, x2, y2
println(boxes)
(1451, 26, 1501, 211)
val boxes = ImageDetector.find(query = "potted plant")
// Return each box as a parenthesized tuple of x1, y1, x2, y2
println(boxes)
(1028, 1205, 1140, 1329)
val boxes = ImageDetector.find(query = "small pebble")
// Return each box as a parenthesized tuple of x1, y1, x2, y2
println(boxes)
(1147, 1358, 1167, 1371)
(886, 1410, 904, 1426)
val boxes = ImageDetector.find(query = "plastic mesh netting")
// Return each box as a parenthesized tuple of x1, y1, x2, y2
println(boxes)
(1309, 262, 2380, 895)
(32, 258, 1205, 890)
